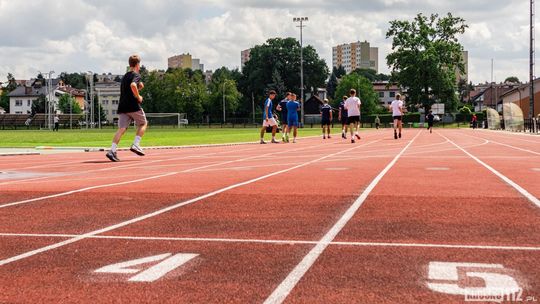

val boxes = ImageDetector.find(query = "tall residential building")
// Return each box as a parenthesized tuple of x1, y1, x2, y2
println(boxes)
(456, 51, 469, 83)
(95, 80, 120, 123)
(332, 41, 378, 74)
(241, 49, 251, 69)
(168, 53, 205, 71)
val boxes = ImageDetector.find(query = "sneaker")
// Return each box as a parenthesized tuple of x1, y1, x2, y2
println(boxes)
(399, 133, 402, 139)
(271, 139, 279, 144)
(394, 132, 398, 140)
(341, 133, 346, 139)
(293, 139, 297, 143)
(328, 135, 332, 139)
(351, 139, 355, 144)
(355, 134, 360, 140)
(260, 140, 267, 144)
(106, 151, 120, 162)
(323, 136, 326, 139)
(130, 144, 145, 156)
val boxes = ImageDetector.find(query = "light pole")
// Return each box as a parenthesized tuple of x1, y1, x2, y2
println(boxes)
(222, 81, 226, 124)
(87, 72, 94, 128)
(45, 71, 55, 130)
(294, 16, 308, 127)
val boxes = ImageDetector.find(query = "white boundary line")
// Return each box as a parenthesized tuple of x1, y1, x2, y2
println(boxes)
(0, 140, 381, 267)
(263, 131, 421, 304)
(1, 233, 539, 251)
(461, 132, 540, 156)
(440, 133, 540, 208)
(0, 143, 324, 209)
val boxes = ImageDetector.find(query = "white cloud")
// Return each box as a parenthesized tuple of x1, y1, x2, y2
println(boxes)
(0, 0, 537, 84)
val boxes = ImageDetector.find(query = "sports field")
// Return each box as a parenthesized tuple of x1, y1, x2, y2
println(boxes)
(0, 128, 539, 303)
(0, 127, 345, 148)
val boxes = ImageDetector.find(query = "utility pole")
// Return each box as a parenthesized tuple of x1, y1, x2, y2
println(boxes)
(47, 71, 55, 130)
(87, 72, 94, 128)
(251, 92, 255, 124)
(530, 0, 536, 119)
(294, 17, 308, 127)
(222, 81, 226, 124)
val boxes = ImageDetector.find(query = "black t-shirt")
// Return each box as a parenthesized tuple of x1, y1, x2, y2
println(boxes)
(118, 71, 142, 114)
(339, 102, 348, 118)
(427, 114, 434, 123)
(278, 99, 288, 118)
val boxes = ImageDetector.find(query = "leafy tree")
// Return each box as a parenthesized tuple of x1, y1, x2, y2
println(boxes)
(0, 73, 17, 112)
(58, 94, 82, 114)
(333, 66, 347, 79)
(241, 37, 328, 105)
(59, 73, 87, 89)
(351, 68, 392, 82)
(326, 72, 339, 100)
(32, 94, 47, 114)
(207, 67, 242, 122)
(386, 13, 467, 111)
(504, 76, 520, 84)
(335, 74, 381, 115)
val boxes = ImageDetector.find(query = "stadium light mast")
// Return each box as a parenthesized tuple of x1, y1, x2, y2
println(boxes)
(530, 0, 536, 120)
(294, 16, 308, 127)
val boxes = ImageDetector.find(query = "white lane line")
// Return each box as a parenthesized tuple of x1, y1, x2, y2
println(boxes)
(462, 133, 540, 156)
(1, 233, 540, 251)
(440, 133, 540, 208)
(426, 167, 450, 171)
(263, 131, 421, 304)
(0, 144, 318, 209)
(0, 140, 381, 267)
(533, 168, 540, 172)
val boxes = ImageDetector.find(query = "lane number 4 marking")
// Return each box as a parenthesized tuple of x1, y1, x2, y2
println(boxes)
(95, 253, 199, 282)
(427, 261, 521, 297)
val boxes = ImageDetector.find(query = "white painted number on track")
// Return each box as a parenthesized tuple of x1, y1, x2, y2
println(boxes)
(427, 261, 521, 298)
(95, 253, 198, 282)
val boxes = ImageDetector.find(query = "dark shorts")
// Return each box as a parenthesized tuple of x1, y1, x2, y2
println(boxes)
(281, 114, 288, 125)
(341, 117, 348, 125)
(348, 116, 360, 124)
(428, 122, 434, 127)
(393, 116, 403, 121)
(288, 118, 299, 127)
(321, 118, 331, 126)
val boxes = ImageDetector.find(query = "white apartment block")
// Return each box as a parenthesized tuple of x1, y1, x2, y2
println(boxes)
(241, 49, 251, 69)
(332, 41, 379, 74)
(95, 81, 120, 123)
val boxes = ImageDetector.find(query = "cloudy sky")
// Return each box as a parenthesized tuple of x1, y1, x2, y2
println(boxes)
(0, 0, 535, 84)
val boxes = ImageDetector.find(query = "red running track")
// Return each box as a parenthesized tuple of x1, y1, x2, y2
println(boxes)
(0, 129, 539, 303)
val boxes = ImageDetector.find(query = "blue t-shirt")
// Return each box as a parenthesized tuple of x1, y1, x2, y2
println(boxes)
(321, 104, 332, 120)
(278, 99, 289, 119)
(286, 101, 300, 120)
(262, 98, 273, 119)
(339, 102, 348, 118)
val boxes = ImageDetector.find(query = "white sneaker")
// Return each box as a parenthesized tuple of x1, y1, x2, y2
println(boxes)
(130, 144, 145, 156)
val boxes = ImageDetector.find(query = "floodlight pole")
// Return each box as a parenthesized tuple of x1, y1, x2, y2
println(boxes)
(222, 81, 226, 124)
(530, 0, 536, 120)
(294, 17, 308, 127)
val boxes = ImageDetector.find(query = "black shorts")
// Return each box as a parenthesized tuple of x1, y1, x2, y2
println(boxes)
(321, 118, 331, 126)
(281, 115, 288, 125)
(428, 122, 434, 127)
(393, 116, 403, 121)
(348, 116, 360, 124)
(341, 117, 348, 125)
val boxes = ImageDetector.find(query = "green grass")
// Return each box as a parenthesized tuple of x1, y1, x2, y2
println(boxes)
(0, 127, 346, 148)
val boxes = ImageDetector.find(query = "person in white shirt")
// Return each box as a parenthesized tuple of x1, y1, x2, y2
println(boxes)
(344, 89, 362, 143)
(390, 94, 404, 139)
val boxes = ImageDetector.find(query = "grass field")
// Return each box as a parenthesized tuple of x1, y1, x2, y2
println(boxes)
(0, 127, 351, 148)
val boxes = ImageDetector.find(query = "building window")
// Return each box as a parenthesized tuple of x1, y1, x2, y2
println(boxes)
(389, 92, 396, 98)
(27, 100, 32, 106)
(15, 100, 22, 106)
(112, 110, 117, 115)
(112, 100, 119, 105)
(15, 111, 22, 114)
(379, 92, 385, 98)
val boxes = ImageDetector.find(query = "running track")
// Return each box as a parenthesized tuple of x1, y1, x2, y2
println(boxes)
(0, 129, 539, 303)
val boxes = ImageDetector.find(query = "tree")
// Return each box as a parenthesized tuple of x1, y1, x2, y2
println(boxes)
(58, 94, 82, 114)
(333, 66, 347, 79)
(334, 74, 381, 115)
(386, 13, 468, 111)
(0, 73, 17, 112)
(207, 67, 243, 122)
(504, 76, 520, 84)
(32, 94, 47, 114)
(60, 73, 87, 89)
(326, 72, 339, 100)
(241, 37, 329, 105)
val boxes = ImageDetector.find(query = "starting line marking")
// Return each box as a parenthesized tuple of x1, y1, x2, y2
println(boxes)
(1, 233, 540, 251)
(532, 168, 540, 172)
(324, 167, 350, 171)
(425, 167, 450, 171)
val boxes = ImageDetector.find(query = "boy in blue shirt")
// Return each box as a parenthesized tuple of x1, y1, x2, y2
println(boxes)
(276, 92, 291, 142)
(321, 99, 333, 139)
(260, 90, 279, 144)
(286, 93, 301, 143)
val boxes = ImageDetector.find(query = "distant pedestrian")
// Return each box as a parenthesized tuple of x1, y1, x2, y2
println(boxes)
(471, 114, 478, 129)
(426, 110, 435, 133)
(338, 96, 349, 139)
(286, 93, 301, 143)
(344, 89, 362, 143)
(53, 115, 59, 131)
(375, 115, 381, 129)
(390, 94, 404, 139)
(276, 92, 291, 142)
(260, 90, 279, 144)
(106, 54, 147, 162)
(321, 99, 333, 139)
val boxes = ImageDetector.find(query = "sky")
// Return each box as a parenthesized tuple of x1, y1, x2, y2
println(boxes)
(0, 0, 536, 85)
